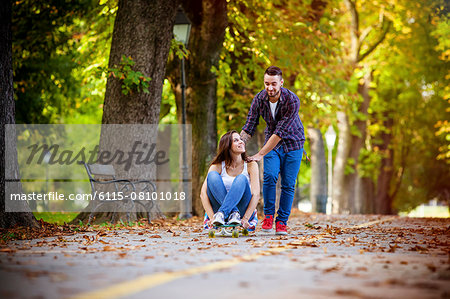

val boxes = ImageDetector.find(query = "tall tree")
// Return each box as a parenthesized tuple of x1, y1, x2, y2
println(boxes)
(75, 0, 179, 223)
(1, 0, 38, 228)
(167, 0, 228, 216)
(308, 127, 327, 212)
(332, 0, 391, 214)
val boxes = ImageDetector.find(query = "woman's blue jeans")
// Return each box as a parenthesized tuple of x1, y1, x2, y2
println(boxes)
(263, 147, 302, 225)
(206, 171, 252, 219)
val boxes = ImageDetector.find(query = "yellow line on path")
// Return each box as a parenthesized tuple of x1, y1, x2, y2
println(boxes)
(69, 247, 284, 299)
(69, 217, 396, 299)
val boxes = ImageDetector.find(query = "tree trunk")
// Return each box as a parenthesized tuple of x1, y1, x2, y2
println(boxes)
(75, 0, 178, 223)
(333, 111, 351, 213)
(348, 71, 373, 213)
(308, 127, 327, 213)
(0, 0, 38, 228)
(375, 115, 395, 214)
(336, 71, 372, 214)
(362, 177, 375, 214)
(167, 0, 227, 216)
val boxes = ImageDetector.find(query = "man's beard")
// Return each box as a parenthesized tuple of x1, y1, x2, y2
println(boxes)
(268, 89, 281, 98)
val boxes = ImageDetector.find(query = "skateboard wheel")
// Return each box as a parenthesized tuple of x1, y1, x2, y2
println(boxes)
(208, 230, 215, 238)
(242, 228, 249, 236)
(232, 230, 239, 238)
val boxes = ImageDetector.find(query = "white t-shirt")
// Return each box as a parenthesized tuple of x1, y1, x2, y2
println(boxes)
(221, 161, 250, 192)
(269, 101, 278, 119)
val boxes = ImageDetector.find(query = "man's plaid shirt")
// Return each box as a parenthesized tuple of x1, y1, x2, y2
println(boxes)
(242, 87, 305, 153)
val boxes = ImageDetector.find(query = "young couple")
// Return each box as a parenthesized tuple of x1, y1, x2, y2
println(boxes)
(200, 66, 305, 235)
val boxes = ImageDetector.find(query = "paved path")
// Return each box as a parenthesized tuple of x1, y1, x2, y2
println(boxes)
(0, 213, 449, 299)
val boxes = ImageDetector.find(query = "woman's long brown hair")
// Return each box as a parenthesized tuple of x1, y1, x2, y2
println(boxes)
(210, 130, 249, 167)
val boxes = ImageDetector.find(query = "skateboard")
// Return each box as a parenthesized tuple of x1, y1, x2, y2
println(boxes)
(208, 224, 249, 238)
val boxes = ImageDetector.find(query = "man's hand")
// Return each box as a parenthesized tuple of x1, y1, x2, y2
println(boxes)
(248, 153, 263, 162)
(240, 130, 251, 144)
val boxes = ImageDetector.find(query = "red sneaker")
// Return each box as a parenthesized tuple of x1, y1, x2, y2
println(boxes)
(261, 215, 274, 231)
(275, 221, 288, 235)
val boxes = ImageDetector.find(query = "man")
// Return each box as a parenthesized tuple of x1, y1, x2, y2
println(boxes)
(240, 66, 305, 235)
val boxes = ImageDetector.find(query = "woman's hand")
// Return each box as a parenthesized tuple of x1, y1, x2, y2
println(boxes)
(241, 217, 250, 229)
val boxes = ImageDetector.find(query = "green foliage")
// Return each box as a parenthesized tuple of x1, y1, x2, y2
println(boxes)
(33, 212, 79, 225)
(64, 1, 117, 124)
(97, 220, 145, 228)
(169, 39, 189, 60)
(100, 55, 151, 95)
(12, 0, 93, 123)
(358, 148, 382, 180)
(431, 11, 450, 164)
(350, 124, 363, 138)
(160, 79, 177, 124)
(2, 232, 17, 242)
(12, 0, 117, 124)
(360, 0, 450, 210)
(345, 158, 356, 175)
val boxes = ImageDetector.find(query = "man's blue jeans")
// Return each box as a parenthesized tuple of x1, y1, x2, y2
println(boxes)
(206, 171, 252, 219)
(263, 147, 302, 224)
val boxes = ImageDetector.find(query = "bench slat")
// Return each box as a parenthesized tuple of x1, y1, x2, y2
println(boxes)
(88, 164, 116, 176)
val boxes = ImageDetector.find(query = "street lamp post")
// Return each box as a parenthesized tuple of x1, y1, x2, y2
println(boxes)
(43, 150, 51, 212)
(325, 125, 336, 214)
(173, 8, 192, 219)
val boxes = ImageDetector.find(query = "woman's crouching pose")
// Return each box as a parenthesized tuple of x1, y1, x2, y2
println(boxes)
(200, 130, 260, 230)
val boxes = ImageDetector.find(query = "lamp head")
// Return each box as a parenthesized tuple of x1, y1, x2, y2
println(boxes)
(173, 8, 191, 46)
(325, 125, 336, 148)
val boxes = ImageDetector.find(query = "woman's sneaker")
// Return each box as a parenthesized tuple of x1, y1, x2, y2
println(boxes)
(212, 212, 225, 226)
(261, 215, 274, 232)
(227, 211, 241, 225)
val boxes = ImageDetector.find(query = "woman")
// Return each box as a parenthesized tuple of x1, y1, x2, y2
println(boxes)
(200, 130, 260, 230)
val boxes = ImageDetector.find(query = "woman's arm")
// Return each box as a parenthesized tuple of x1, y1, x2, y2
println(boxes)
(200, 163, 221, 221)
(242, 161, 260, 227)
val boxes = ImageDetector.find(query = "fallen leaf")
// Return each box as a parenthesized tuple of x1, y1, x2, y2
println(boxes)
(103, 246, 117, 251)
(0, 248, 16, 253)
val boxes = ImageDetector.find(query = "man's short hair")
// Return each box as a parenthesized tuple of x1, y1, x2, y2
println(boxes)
(264, 66, 282, 78)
